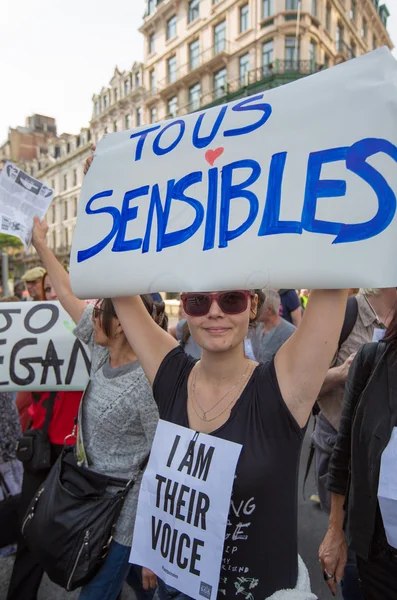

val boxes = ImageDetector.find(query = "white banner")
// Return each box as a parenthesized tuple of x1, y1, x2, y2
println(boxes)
(0, 301, 90, 391)
(70, 48, 397, 297)
(130, 420, 242, 600)
(0, 162, 54, 249)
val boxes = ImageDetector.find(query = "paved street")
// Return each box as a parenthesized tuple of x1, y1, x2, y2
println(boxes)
(0, 422, 339, 600)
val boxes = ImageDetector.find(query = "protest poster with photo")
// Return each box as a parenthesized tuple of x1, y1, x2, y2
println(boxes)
(0, 301, 90, 391)
(0, 162, 54, 249)
(70, 48, 397, 298)
(130, 420, 242, 600)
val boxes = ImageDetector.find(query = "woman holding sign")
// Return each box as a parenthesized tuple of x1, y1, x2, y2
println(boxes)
(110, 287, 347, 600)
(9, 219, 163, 600)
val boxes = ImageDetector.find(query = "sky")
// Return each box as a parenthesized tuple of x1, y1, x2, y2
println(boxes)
(1, 0, 396, 145)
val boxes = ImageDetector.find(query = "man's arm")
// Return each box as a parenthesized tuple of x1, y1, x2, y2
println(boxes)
(319, 493, 348, 596)
(320, 353, 356, 395)
(290, 306, 302, 327)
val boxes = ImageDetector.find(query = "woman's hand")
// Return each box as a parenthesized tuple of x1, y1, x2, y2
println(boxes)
(319, 526, 348, 596)
(31, 216, 49, 250)
(142, 567, 158, 590)
(83, 145, 96, 175)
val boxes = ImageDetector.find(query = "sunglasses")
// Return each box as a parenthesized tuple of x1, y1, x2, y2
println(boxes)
(92, 301, 117, 320)
(181, 291, 253, 317)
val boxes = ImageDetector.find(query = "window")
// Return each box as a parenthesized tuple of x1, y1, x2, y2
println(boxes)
(214, 20, 226, 54)
(150, 107, 157, 123)
(189, 39, 200, 69)
(189, 82, 201, 110)
(311, 0, 317, 17)
(103, 94, 108, 109)
(286, 0, 298, 9)
(114, 88, 118, 103)
(168, 56, 177, 83)
(149, 32, 155, 54)
(168, 96, 178, 117)
(350, 0, 356, 22)
(336, 21, 344, 52)
(239, 53, 250, 84)
(362, 17, 367, 39)
(150, 69, 156, 92)
(63, 174, 67, 191)
(373, 35, 377, 50)
(52, 231, 56, 250)
(74, 197, 78, 217)
(167, 15, 177, 40)
(51, 179, 55, 191)
(113, 120, 118, 132)
(263, 0, 273, 18)
(240, 4, 249, 33)
(309, 40, 317, 70)
(64, 200, 68, 221)
(65, 228, 69, 248)
(135, 72, 141, 88)
(136, 107, 142, 126)
(51, 205, 56, 224)
(326, 3, 331, 31)
(73, 169, 77, 186)
(262, 39, 274, 72)
(188, 0, 200, 23)
(285, 35, 298, 68)
(125, 114, 131, 129)
(213, 67, 227, 98)
(124, 79, 130, 95)
(351, 40, 356, 58)
(148, 0, 156, 15)
(95, 101, 99, 115)
(324, 54, 330, 68)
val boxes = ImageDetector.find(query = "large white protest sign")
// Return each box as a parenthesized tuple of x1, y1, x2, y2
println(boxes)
(130, 420, 242, 600)
(70, 48, 397, 297)
(0, 301, 90, 391)
(0, 162, 54, 249)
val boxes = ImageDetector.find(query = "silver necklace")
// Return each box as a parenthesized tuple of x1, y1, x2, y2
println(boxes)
(191, 361, 251, 422)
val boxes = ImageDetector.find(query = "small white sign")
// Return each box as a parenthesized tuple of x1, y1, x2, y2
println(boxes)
(70, 48, 397, 297)
(0, 301, 90, 391)
(378, 427, 397, 549)
(0, 162, 54, 249)
(130, 420, 242, 600)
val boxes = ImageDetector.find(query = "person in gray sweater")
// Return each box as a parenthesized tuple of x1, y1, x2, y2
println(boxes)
(31, 217, 164, 600)
(250, 289, 296, 363)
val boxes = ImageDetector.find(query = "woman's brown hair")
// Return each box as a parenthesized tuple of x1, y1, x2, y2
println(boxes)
(98, 295, 168, 338)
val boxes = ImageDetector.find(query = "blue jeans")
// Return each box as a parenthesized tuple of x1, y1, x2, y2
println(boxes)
(155, 579, 192, 600)
(341, 548, 365, 600)
(79, 540, 131, 600)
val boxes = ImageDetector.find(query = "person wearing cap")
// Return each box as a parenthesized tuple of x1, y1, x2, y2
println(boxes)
(21, 267, 46, 301)
(13, 281, 26, 301)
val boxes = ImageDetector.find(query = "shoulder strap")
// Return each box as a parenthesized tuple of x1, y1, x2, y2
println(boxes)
(42, 392, 57, 440)
(338, 296, 358, 351)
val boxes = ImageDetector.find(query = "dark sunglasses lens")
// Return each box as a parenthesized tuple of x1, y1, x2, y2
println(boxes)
(184, 294, 210, 316)
(219, 292, 247, 314)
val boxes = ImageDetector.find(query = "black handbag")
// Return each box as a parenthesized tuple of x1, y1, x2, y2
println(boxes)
(15, 393, 56, 473)
(0, 470, 20, 548)
(22, 445, 135, 591)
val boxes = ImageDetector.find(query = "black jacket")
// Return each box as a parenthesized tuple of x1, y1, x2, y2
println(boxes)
(328, 341, 397, 560)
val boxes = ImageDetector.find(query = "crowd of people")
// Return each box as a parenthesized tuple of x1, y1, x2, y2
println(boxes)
(0, 160, 395, 600)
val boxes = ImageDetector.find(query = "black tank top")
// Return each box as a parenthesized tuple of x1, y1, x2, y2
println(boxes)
(153, 347, 305, 599)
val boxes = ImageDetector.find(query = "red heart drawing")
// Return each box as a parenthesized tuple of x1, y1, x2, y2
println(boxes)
(205, 147, 224, 166)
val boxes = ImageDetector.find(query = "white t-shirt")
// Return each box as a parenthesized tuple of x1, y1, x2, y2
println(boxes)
(378, 427, 397, 549)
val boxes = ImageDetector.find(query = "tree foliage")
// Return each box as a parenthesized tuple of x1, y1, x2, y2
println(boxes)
(0, 234, 23, 250)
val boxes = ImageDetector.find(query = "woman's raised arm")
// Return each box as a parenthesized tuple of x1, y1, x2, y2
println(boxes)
(32, 217, 86, 324)
(275, 289, 348, 427)
(113, 296, 178, 385)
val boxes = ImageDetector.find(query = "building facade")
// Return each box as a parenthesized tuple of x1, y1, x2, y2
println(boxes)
(140, 0, 392, 121)
(0, 114, 57, 170)
(90, 62, 147, 142)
